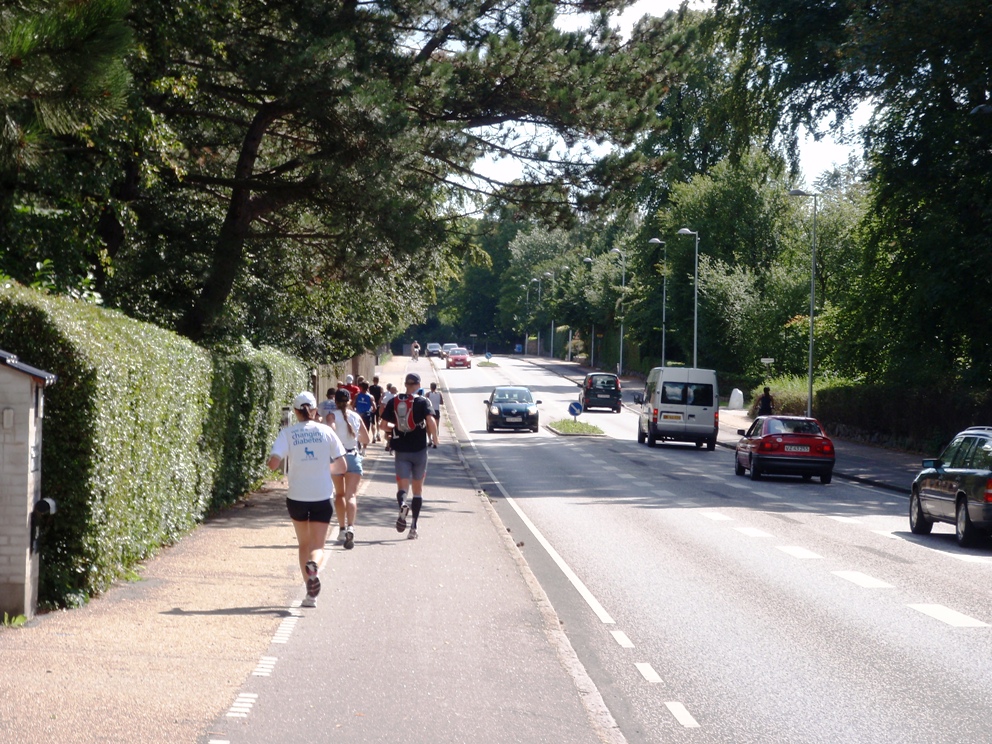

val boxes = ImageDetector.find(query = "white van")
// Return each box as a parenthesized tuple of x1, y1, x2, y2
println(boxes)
(634, 367, 719, 450)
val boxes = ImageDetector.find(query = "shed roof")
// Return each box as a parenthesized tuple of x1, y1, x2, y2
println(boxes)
(0, 350, 57, 386)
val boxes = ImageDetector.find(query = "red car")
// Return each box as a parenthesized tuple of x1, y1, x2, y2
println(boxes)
(446, 347, 471, 369)
(735, 416, 835, 484)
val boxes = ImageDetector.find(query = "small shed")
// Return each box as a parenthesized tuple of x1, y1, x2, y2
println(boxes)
(0, 349, 57, 619)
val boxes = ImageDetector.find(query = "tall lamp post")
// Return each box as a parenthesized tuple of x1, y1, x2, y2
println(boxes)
(520, 284, 529, 354)
(610, 248, 626, 375)
(531, 276, 542, 355)
(543, 271, 555, 358)
(789, 189, 819, 417)
(648, 238, 666, 366)
(676, 228, 699, 368)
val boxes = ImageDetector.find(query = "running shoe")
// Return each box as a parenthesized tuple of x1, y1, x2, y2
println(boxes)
(344, 527, 355, 550)
(408, 526, 418, 540)
(395, 503, 410, 533)
(305, 560, 321, 598)
(301, 596, 317, 608)
(336, 528, 347, 543)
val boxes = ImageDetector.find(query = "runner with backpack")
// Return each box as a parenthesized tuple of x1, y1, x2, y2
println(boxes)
(380, 372, 438, 540)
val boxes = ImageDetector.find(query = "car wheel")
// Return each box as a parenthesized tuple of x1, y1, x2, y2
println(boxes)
(909, 489, 934, 535)
(748, 456, 761, 480)
(734, 455, 745, 476)
(530, 426, 539, 433)
(637, 425, 646, 445)
(706, 438, 716, 451)
(820, 471, 832, 485)
(486, 422, 494, 433)
(615, 404, 622, 413)
(956, 497, 978, 547)
(647, 429, 657, 448)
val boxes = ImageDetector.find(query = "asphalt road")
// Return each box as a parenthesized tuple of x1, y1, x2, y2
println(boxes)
(440, 355, 992, 743)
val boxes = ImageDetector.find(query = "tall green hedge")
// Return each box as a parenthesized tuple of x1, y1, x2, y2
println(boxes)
(0, 284, 305, 606)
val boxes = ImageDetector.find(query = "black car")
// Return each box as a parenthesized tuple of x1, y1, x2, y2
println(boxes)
(579, 372, 622, 412)
(484, 386, 541, 432)
(910, 426, 992, 546)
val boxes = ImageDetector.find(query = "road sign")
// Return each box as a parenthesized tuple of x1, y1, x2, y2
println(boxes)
(760, 357, 775, 365)
(485, 352, 492, 360)
(568, 401, 583, 418)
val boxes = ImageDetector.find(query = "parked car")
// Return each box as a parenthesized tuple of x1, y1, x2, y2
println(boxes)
(441, 343, 458, 358)
(635, 367, 719, 449)
(446, 347, 472, 369)
(426, 342, 443, 357)
(484, 386, 541, 432)
(579, 372, 622, 412)
(910, 426, 992, 546)
(734, 416, 835, 484)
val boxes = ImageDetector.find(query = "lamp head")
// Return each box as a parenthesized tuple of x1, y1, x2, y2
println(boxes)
(677, 228, 695, 236)
(789, 189, 813, 197)
(648, 238, 664, 245)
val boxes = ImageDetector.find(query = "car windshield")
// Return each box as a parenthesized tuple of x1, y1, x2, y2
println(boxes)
(765, 418, 822, 436)
(452, 348, 468, 355)
(494, 389, 532, 403)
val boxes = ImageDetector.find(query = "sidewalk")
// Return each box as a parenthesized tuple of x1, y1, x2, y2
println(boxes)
(520, 355, 920, 495)
(0, 353, 616, 744)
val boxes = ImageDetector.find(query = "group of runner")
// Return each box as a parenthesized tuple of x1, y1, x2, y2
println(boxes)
(266, 369, 443, 608)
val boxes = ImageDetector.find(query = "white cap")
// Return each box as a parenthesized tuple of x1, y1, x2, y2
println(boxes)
(346, 375, 354, 383)
(293, 391, 317, 409)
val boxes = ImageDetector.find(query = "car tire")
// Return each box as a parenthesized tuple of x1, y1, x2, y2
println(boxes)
(735, 456, 745, 476)
(956, 496, 978, 547)
(748, 457, 761, 480)
(909, 490, 934, 535)
(530, 426, 539, 433)
(820, 471, 832, 485)
(647, 429, 657, 448)
(615, 404, 622, 413)
(637, 425, 646, 445)
(486, 423, 494, 433)
(706, 438, 716, 451)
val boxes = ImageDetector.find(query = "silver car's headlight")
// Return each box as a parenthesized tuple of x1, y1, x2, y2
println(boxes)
(490, 405, 500, 416)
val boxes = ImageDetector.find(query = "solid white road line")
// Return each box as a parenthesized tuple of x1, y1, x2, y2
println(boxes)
(635, 663, 662, 683)
(735, 526, 773, 538)
(777, 546, 823, 559)
(665, 701, 701, 728)
(611, 630, 635, 649)
(827, 515, 861, 523)
(832, 570, 894, 588)
(478, 458, 616, 625)
(908, 604, 989, 627)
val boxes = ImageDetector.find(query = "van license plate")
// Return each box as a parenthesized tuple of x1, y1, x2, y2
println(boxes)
(662, 413, 682, 421)
(784, 445, 809, 452)
(505, 416, 522, 423)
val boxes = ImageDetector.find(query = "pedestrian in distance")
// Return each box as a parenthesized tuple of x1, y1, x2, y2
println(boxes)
(267, 391, 347, 607)
(354, 381, 375, 451)
(757, 386, 775, 416)
(380, 372, 438, 539)
(318, 386, 338, 422)
(368, 375, 384, 442)
(425, 381, 443, 448)
(411, 340, 421, 361)
(380, 383, 398, 452)
(329, 388, 371, 550)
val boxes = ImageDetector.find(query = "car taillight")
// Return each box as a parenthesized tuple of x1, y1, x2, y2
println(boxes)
(616, 380, 621, 390)
(587, 380, 594, 389)
(652, 408, 658, 423)
(713, 410, 719, 426)
(819, 441, 834, 455)
(985, 478, 992, 503)
(759, 439, 778, 452)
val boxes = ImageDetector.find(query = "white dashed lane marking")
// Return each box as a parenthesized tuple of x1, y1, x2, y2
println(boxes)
(252, 656, 277, 676)
(827, 515, 861, 523)
(665, 701, 701, 728)
(777, 546, 823, 559)
(653, 489, 675, 497)
(635, 663, 663, 683)
(735, 526, 773, 538)
(909, 604, 989, 627)
(611, 630, 635, 648)
(832, 570, 894, 588)
(701, 512, 733, 521)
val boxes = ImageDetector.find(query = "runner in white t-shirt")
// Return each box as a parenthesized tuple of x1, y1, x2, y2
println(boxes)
(268, 391, 347, 607)
(329, 388, 371, 549)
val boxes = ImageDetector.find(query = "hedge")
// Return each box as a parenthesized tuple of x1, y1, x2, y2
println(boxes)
(0, 283, 305, 607)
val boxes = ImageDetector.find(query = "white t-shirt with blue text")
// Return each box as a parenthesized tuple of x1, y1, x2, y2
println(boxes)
(270, 421, 346, 502)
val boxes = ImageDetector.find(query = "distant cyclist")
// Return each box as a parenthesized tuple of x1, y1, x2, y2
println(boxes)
(411, 340, 420, 361)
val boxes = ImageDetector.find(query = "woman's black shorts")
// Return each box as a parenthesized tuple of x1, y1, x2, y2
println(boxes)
(285, 498, 333, 523)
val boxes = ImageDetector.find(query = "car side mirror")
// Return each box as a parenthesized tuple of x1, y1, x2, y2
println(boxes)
(483, 399, 490, 405)
(535, 400, 543, 405)
(923, 458, 943, 471)
(633, 392, 644, 405)
(737, 429, 746, 436)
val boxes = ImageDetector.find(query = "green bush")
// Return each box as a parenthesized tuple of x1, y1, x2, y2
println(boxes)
(0, 284, 306, 606)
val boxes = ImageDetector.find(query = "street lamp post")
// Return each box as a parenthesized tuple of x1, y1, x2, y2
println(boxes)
(789, 189, 819, 417)
(520, 284, 528, 354)
(532, 276, 542, 355)
(648, 238, 666, 366)
(677, 228, 699, 368)
(610, 248, 626, 375)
